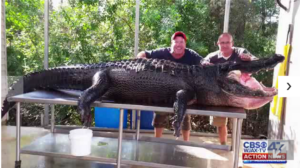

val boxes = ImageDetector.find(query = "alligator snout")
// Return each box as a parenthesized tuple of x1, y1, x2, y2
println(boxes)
(273, 54, 285, 62)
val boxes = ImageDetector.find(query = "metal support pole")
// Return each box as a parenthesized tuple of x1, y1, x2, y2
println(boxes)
(136, 110, 141, 140)
(50, 105, 55, 133)
(131, 110, 136, 129)
(231, 118, 237, 151)
(40, 113, 44, 126)
(233, 119, 243, 168)
(43, 105, 49, 126)
(132, 0, 140, 129)
(15, 102, 21, 168)
(223, 0, 231, 33)
(43, 0, 50, 126)
(44, 0, 49, 68)
(117, 109, 124, 168)
(134, 0, 140, 57)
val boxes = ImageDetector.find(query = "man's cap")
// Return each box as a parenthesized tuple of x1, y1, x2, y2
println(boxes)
(171, 31, 187, 41)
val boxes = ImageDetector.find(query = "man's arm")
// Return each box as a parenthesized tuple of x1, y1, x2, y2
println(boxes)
(238, 48, 258, 61)
(186, 48, 209, 65)
(239, 53, 257, 61)
(136, 51, 147, 58)
(201, 59, 213, 65)
(201, 52, 214, 65)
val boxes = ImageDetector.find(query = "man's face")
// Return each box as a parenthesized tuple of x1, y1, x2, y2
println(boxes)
(217, 36, 233, 53)
(171, 36, 186, 56)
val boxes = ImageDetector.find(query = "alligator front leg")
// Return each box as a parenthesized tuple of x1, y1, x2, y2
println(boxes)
(172, 89, 194, 138)
(78, 71, 110, 127)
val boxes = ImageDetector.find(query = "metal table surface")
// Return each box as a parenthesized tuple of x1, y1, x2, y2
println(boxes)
(8, 90, 246, 118)
(21, 133, 231, 168)
(9, 90, 245, 168)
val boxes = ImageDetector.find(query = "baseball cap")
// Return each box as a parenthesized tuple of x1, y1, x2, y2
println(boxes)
(171, 31, 187, 42)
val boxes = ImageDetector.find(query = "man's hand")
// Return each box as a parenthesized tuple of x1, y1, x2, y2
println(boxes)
(239, 53, 252, 61)
(201, 61, 213, 66)
(136, 51, 147, 58)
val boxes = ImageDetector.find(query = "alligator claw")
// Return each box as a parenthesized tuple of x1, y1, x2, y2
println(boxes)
(83, 116, 91, 127)
(82, 114, 92, 127)
(172, 121, 181, 137)
(173, 129, 181, 137)
(79, 107, 92, 127)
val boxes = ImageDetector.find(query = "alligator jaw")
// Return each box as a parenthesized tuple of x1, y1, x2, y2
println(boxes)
(219, 54, 285, 75)
(219, 76, 277, 98)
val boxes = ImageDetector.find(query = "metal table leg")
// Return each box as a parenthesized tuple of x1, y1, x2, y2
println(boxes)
(50, 105, 55, 133)
(15, 102, 21, 168)
(136, 110, 141, 140)
(117, 109, 124, 168)
(231, 118, 237, 151)
(131, 110, 136, 129)
(43, 105, 49, 126)
(233, 119, 243, 168)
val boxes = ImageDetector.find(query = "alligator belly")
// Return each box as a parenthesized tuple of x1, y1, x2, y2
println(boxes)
(104, 69, 188, 105)
(102, 87, 176, 106)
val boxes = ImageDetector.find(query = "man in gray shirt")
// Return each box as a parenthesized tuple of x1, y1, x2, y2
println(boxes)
(204, 33, 257, 145)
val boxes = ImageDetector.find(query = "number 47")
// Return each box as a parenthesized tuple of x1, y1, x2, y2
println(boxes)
(268, 141, 287, 158)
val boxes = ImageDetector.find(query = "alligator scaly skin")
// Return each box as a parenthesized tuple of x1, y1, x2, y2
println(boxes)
(1, 55, 285, 137)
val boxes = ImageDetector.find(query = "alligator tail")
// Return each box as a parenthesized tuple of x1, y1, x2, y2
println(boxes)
(1, 76, 31, 118)
(1, 64, 101, 118)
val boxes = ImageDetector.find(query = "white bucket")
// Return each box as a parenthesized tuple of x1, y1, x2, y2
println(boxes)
(69, 128, 93, 156)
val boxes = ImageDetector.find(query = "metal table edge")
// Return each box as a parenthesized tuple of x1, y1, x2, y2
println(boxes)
(8, 95, 246, 119)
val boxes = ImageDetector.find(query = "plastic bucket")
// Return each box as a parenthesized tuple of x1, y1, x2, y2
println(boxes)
(69, 128, 93, 156)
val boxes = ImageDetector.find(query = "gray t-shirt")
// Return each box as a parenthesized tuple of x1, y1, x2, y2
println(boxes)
(204, 47, 257, 64)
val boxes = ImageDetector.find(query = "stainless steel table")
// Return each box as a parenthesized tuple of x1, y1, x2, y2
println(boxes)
(9, 90, 245, 168)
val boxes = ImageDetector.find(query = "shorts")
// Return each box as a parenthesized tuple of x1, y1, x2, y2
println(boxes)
(212, 117, 228, 127)
(152, 112, 191, 131)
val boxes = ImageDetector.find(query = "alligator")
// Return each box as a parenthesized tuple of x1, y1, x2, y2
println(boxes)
(1, 54, 284, 137)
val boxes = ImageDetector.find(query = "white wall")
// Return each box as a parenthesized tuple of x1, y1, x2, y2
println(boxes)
(1, 0, 8, 121)
(283, 0, 300, 166)
(270, 0, 300, 167)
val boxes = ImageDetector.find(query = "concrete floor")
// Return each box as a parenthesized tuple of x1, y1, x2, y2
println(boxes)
(1, 126, 286, 168)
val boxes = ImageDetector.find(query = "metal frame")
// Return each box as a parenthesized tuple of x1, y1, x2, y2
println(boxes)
(136, 110, 141, 140)
(50, 104, 55, 133)
(117, 109, 124, 168)
(12, 90, 245, 168)
(223, 0, 231, 32)
(231, 118, 237, 151)
(43, 0, 49, 126)
(233, 119, 243, 168)
(15, 102, 21, 168)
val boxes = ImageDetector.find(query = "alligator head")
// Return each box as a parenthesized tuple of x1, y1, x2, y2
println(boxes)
(196, 54, 285, 109)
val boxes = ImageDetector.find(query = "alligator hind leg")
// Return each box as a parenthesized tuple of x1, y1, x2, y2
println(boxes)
(172, 89, 195, 138)
(78, 71, 110, 127)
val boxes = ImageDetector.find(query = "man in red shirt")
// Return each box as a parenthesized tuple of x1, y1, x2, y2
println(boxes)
(137, 31, 204, 141)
